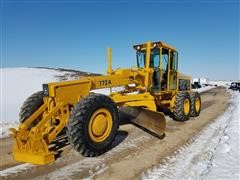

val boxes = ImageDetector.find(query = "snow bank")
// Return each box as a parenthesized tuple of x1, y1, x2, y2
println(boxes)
(209, 80, 232, 87)
(0, 68, 74, 138)
(142, 91, 240, 180)
(1, 68, 63, 121)
(205, 91, 240, 179)
(193, 80, 233, 93)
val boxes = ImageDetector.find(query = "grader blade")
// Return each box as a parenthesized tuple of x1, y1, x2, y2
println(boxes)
(119, 107, 166, 138)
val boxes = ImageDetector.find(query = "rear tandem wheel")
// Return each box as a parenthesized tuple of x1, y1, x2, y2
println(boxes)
(190, 92, 201, 117)
(173, 92, 191, 121)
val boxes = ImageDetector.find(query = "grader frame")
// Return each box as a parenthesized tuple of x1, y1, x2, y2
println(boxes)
(10, 41, 197, 165)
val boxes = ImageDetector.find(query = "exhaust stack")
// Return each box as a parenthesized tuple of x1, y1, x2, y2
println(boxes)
(107, 48, 112, 74)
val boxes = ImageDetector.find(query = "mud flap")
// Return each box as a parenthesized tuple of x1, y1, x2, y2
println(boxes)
(119, 107, 166, 138)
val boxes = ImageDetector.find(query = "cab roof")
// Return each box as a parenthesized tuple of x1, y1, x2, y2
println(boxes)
(133, 41, 177, 51)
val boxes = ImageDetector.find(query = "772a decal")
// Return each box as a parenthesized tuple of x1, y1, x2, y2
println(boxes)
(99, 80, 112, 86)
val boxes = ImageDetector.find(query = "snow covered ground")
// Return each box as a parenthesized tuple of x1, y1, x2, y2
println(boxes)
(192, 80, 234, 93)
(209, 80, 232, 87)
(143, 90, 240, 180)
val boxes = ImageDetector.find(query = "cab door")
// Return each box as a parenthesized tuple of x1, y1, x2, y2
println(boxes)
(160, 48, 169, 91)
(150, 48, 161, 92)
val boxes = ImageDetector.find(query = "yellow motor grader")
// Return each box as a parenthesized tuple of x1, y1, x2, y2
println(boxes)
(10, 41, 201, 165)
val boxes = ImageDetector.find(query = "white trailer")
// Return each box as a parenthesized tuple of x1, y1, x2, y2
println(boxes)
(192, 77, 209, 87)
(199, 78, 208, 85)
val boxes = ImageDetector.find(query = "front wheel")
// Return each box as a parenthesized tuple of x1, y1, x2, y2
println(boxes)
(67, 93, 119, 157)
(19, 91, 44, 124)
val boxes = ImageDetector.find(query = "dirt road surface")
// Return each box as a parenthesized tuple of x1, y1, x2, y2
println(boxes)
(0, 87, 230, 179)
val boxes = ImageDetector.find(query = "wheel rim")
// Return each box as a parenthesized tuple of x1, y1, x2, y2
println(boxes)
(183, 98, 190, 115)
(88, 108, 113, 142)
(195, 97, 200, 113)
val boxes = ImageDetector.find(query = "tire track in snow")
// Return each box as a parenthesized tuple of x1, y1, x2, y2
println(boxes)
(0, 163, 35, 177)
(1, 130, 152, 179)
(41, 135, 152, 179)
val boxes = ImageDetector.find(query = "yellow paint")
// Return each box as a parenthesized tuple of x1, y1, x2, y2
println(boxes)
(107, 48, 112, 74)
(167, 50, 171, 91)
(144, 42, 152, 88)
(183, 98, 190, 115)
(9, 102, 66, 165)
(195, 97, 201, 113)
(170, 94, 176, 111)
(124, 100, 157, 111)
(112, 92, 154, 104)
(88, 108, 113, 142)
(13, 150, 55, 165)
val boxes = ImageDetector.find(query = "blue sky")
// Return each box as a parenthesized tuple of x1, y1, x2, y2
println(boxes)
(1, 0, 239, 80)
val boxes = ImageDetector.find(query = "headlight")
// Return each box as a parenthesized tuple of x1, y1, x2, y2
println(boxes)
(42, 84, 49, 96)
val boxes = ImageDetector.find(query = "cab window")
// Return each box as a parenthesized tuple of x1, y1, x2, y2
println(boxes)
(162, 48, 169, 70)
(136, 50, 146, 68)
(150, 48, 160, 68)
(170, 51, 178, 71)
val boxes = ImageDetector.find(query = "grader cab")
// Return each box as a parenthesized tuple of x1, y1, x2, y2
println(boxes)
(10, 41, 201, 165)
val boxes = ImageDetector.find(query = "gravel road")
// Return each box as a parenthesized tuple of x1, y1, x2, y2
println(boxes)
(0, 87, 229, 180)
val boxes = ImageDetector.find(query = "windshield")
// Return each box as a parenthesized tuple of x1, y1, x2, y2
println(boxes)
(136, 50, 146, 68)
(137, 49, 160, 68)
(150, 48, 160, 68)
